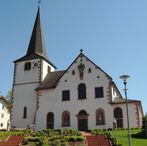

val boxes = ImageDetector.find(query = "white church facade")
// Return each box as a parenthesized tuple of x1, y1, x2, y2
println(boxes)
(11, 8, 143, 131)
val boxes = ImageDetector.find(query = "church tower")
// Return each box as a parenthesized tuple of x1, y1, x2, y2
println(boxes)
(11, 7, 56, 129)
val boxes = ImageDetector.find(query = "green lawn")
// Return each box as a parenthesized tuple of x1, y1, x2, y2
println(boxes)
(111, 129, 147, 146)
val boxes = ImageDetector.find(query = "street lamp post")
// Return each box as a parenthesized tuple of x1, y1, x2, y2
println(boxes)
(119, 75, 132, 146)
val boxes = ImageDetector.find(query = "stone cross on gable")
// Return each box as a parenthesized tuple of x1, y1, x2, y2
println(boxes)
(80, 49, 83, 53)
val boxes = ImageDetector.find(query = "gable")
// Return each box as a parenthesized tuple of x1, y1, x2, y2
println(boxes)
(58, 52, 112, 84)
(36, 52, 113, 91)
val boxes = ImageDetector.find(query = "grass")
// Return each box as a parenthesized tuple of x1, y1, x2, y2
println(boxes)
(111, 129, 147, 146)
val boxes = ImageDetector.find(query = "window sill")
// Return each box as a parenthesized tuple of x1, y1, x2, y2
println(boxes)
(78, 98, 87, 100)
(62, 125, 70, 127)
(95, 97, 104, 99)
(62, 100, 70, 102)
(96, 123, 105, 125)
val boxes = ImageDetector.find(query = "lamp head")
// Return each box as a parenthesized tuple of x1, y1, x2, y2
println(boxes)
(119, 75, 130, 82)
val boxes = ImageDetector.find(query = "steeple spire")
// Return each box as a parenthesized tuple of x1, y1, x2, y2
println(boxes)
(26, 7, 47, 58)
(14, 7, 56, 68)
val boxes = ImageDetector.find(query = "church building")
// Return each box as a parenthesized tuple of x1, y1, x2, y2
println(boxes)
(11, 7, 143, 131)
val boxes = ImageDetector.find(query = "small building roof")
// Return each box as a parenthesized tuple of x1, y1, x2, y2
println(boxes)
(36, 70, 65, 90)
(111, 98, 142, 104)
(0, 96, 10, 105)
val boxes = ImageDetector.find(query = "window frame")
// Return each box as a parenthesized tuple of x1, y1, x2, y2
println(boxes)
(23, 106, 27, 119)
(62, 111, 70, 127)
(62, 90, 70, 101)
(24, 62, 31, 71)
(95, 87, 104, 98)
(96, 108, 105, 125)
(78, 83, 87, 100)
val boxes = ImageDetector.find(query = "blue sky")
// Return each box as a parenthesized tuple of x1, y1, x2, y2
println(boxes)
(0, 0, 147, 113)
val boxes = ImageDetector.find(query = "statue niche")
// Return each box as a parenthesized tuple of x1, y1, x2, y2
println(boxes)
(78, 63, 85, 80)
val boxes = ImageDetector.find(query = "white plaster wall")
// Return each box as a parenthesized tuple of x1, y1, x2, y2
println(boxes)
(14, 59, 41, 84)
(0, 101, 10, 130)
(11, 83, 38, 128)
(41, 60, 55, 81)
(35, 55, 113, 131)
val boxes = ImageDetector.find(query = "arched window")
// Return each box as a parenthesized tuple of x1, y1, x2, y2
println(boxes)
(96, 108, 105, 125)
(23, 106, 27, 119)
(62, 111, 70, 127)
(24, 62, 31, 71)
(78, 83, 86, 99)
(114, 107, 123, 128)
(47, 112, 54, 129)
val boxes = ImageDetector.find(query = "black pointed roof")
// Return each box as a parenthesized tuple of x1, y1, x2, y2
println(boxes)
(14, 7, 56, 68)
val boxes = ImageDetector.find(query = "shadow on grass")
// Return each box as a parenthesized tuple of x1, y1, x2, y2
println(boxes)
(131, 130, 146, 139)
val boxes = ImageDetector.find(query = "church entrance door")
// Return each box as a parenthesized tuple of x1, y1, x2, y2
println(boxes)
(47, 112, 54, 129)
(114, 107, 123, 128)
(77, 110, 89, 131)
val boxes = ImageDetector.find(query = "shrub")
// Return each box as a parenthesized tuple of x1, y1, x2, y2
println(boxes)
(26, 136, 43, 142)
(49, 139, 61, 146)
(91, 129, 105, 135)
(42, 129, 53, 137)
(68, 136, 76, 141)
(22, 138, 28, 145)
(107, 128, 113, 131)
(61, 142, 67, 146)
(0, 129, 7, 131)
(76, 136, 85, 141)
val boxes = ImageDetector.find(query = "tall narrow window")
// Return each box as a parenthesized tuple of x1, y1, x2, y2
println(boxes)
(62, 111, 70, 127)
(96, 108, 105, 125)
(95, 87, 104, 98)
(24, 62, 31, 71)
(78, 83, 86, 99)
(23, 106, 27, 119)
(47, 112, 54, 129)
(88, 68, 92, 73)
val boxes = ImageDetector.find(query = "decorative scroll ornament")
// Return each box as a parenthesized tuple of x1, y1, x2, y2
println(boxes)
(78, 63, 85, 80)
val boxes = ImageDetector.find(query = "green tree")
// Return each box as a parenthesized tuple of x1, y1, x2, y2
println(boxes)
(5, 89, 12, 103)
(143, 113, 147, 120)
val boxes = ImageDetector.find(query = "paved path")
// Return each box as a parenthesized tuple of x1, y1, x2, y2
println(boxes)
(0, 136, 23, 146)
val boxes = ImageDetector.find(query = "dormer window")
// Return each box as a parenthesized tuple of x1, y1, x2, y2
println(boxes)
(24, 62, 31, 71)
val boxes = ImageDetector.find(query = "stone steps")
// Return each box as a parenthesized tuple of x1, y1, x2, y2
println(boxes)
(0, 136, 23, 146)
(86, 135, 111, 146)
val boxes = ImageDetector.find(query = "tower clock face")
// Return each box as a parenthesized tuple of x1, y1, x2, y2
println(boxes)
(34, 62, 38, 67)
(33, 61, 40, 69)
